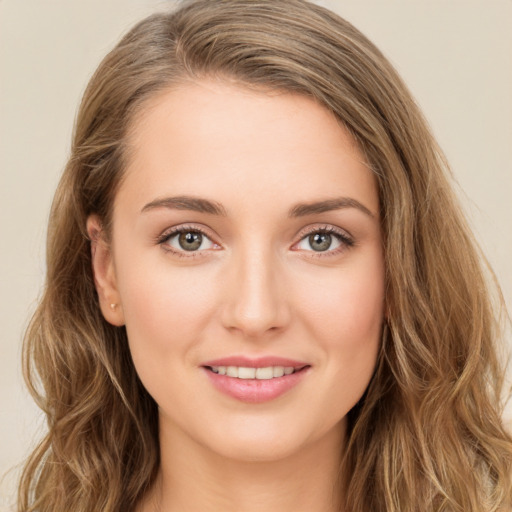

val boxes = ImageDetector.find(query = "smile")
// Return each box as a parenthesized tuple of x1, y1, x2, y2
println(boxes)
(202, 358, 311, 403)
(208, 365, 298, 379)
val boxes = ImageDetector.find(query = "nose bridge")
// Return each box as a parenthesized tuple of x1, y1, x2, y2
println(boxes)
(221, 239, 289, 337)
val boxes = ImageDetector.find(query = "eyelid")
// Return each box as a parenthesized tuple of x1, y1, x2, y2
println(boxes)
(156, 224, 221, 256)
(292, 224, 355, 255)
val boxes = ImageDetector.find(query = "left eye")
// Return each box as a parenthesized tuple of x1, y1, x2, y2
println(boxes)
(164, 230, 216, 252)
(295, 231, 344, 252)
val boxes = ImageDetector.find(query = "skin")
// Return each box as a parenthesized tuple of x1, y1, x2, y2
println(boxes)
(88, 80, 385, 512)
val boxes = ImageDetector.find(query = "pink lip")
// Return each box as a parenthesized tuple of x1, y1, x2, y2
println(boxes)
(201, 356, 311, 404)
(202, 356, 308, 369)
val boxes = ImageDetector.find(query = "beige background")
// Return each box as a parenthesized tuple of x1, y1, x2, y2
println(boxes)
(1, 0, 511, 508)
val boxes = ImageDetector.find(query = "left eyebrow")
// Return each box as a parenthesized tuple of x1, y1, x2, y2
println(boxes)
(288, 197, 375, 218)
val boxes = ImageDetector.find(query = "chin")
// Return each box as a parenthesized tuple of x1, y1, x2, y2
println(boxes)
(194, 414, 345, 464)
(209, 433, 307, 463)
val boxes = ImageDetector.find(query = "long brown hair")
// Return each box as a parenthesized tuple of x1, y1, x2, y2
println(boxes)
(19, 1, 512, 510)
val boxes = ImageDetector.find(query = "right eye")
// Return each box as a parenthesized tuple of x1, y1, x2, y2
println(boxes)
(159, 227, 218, 255)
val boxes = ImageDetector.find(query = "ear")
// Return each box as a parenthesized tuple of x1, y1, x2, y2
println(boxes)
(87, 215, 125, 326)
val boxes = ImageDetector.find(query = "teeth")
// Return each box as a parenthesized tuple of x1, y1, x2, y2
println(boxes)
(210, 365, 297, 379)
(256, 367, 273, 380)
(273, 366, 285, 378)
(226, 366, 238, 377)
(238, 367, 256, 379)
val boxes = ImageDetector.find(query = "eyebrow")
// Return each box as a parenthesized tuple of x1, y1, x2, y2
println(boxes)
(288, 197, 375, 218)
(141, 196, 227, 216)
(141, 195, 375, 218)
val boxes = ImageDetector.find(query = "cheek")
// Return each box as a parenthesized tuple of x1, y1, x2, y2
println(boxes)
(293, 252, 384, 407)
(115, 258, 225, 408)
(114, 251, 221, 363)
(296, 253, 385, 346)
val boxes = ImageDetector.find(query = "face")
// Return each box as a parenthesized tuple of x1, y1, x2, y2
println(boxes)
(90, 80, 385, 462)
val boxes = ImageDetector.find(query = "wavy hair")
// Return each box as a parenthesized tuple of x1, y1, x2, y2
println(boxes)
(18, 0, 512, 510)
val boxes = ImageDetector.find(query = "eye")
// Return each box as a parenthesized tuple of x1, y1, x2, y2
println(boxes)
(294, 227, 354, 254)
(159, 227, 218, 254)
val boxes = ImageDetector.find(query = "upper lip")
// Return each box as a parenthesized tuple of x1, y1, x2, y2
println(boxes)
(201, 356, 309, 369)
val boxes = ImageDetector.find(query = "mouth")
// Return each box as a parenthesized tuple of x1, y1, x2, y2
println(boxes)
(205, 365, 308, 380)
(201, 358, 311, 403)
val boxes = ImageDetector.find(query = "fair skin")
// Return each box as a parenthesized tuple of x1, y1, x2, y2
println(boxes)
(88, 80, 385, 512)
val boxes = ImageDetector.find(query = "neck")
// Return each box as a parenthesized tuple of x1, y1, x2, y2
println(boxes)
(141, 418, 346, 512)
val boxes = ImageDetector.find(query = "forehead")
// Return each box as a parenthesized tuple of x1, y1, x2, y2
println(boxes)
(119, 79, 378, 217)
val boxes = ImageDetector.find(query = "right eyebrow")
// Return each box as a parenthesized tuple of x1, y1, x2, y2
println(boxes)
(141, 196, 227, 216)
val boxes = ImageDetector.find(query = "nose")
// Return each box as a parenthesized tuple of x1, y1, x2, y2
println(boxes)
(220, 246, 291, 338)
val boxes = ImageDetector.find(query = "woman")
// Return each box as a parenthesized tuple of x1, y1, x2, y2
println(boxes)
(18, 0, 512, 511)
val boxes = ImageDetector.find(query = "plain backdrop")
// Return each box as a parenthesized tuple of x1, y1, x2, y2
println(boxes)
(1, 0, 511, 508)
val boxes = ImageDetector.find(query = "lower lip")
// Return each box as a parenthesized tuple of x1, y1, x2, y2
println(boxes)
(203, 367, 310, 403)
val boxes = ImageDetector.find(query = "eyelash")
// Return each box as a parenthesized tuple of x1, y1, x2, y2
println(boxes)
(156, 224, 216, 258)
(156, 224, 354, 258)
(295, 225, 355, 257)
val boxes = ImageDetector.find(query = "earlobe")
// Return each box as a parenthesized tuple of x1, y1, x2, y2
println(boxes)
(86, 215, 125, 327)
